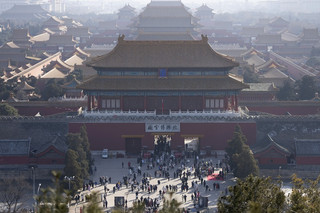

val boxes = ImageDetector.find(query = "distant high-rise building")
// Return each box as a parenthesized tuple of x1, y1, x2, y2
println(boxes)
(50, 0, 65, 13)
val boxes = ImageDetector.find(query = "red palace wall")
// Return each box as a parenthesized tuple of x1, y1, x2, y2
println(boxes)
(296, 156, 320, 165)
(246, 105, 320, 115)
(69, 122, 256, 151)
(256, 157, 287, 165)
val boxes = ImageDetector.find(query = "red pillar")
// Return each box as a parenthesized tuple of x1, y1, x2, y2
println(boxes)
(231, 95, 235, 110)
(91, 96, 95, 109)
(97, 96, 101, 110)
(235, 95, 238, 111)
(202, 95, 205, 110)
(224, 97, 228, 111)
(87, 95, 91, 111)
(120, 96, 123, 111)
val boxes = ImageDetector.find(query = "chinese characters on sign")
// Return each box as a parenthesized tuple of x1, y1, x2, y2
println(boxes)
(145, 123, 180, 132)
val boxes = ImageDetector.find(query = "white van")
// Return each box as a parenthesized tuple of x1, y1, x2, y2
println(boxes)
(102, 149, 108, 159)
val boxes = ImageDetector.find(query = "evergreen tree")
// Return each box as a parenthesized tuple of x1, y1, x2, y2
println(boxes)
(289, 174, 320, 212)
(159, 191, 182, 213)
(80, 125, 93, 172)
(36, 171, 71, 213)
(84, 192, 103, 213)
(277, 79, 296, 101)
(295, 75, 317, 100)
(218, 175, 286, 213)
(225, 125, 259, 178)
(0, 103, 18, 116)
(64, 133, 89, 191)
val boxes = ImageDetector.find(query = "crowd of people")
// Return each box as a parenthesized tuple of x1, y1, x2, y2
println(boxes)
(74, 147, 229, 213)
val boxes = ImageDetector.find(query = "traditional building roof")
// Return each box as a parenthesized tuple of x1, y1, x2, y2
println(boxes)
(66, 27, 92, 37)
(16, 81, 35, 91)
(242, 83, 278, 92)
(255, 34, 282, 44)
(301, 28, 319, 40)
(119, 4, 135, 12)
(11, 29, 32, 42)
(78, 75, 248, 91)
(132, 0, 199, 39)
(241, 26, 265, 37)
(41, 68, 66, 79)
(0, 139, 31, 156)
(256, 59, 287, 71)
(252, 134, 290, 156)
(62, 78, 81, 89)
(0, 4, 49, 20)
(241, 47, 264, 58)
(64, 54, 84, 66)
(268, 17, 289, 28)
(295, 139, 320, 156)
(87, 35, 238, 69)
(245, 54, 266, 67)
(259, 68, 289, 79)
(47, 34, 77, 45)
(1, 41, 20, 49)
(196, 4, 213, 12)
(30, 32, 50, 42)
(136, 32, 195, 41)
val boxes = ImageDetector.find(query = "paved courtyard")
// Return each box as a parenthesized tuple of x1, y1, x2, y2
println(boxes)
(69, 154, 235, 213)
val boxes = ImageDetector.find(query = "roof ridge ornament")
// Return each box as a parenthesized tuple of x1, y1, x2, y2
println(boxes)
(201, 34, 208, 43)
(118, 34, 125, 43)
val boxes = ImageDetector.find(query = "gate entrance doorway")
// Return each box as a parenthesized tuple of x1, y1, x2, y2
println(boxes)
(125, 138, 141, 156)
(154, 135, 171, 155)
(184, 137, 199, 158)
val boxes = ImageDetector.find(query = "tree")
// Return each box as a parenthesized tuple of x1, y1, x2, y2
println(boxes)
(277, 79, 296, 101)
(217, 175, 286, 213)
(159, 191, 182, 213)
(295, 75, 317, 100)
(288, 174, 320, 212)
(36, 171, 70, 213)
(225, 125, 259, 178)
(64, 134, 89, 190)
(41, 81, 64, 101)
(242, 65, 260, 83)
(84, 192, 103, 213)
(0, 103, 18, 116)
(80, 125, 93, 173)
(0, 177, 30, 213)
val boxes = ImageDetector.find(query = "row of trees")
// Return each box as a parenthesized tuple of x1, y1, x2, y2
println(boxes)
(218, 174, 320, 213)
(277, 75, 318, 101)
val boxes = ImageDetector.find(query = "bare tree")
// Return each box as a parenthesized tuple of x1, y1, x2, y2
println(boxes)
(0, 177, 30, 213)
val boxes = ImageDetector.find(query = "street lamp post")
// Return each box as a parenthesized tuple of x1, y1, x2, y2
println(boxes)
(65, 176, 75, 190)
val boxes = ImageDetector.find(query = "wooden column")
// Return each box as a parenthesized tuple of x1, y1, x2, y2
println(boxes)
(231, 95, 235, 110)
(144, 96, 147, 111)
(224, 97, 228, 111)
(88, 95, 91, 111)
(202, 95, 205, 110)
(235, 95, 238, 111)
(97, 96, 101, 110)
(120, 96, 123, 111)
(91, 96, 95, 109)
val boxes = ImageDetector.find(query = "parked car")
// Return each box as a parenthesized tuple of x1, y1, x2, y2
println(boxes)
(102, 149, 108, 159)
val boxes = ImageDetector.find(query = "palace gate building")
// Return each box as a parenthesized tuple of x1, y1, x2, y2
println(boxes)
(70, 35, 256, 155)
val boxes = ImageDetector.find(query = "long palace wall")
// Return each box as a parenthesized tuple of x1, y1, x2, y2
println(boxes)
(69, 121, 256, 151)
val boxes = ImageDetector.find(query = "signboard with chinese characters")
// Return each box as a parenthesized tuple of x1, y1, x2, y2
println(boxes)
(145, 123, 180, 132)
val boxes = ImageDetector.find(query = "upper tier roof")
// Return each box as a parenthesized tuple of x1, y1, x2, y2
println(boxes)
(87, 35, 238, 69)
(78, 75, 248, 91)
